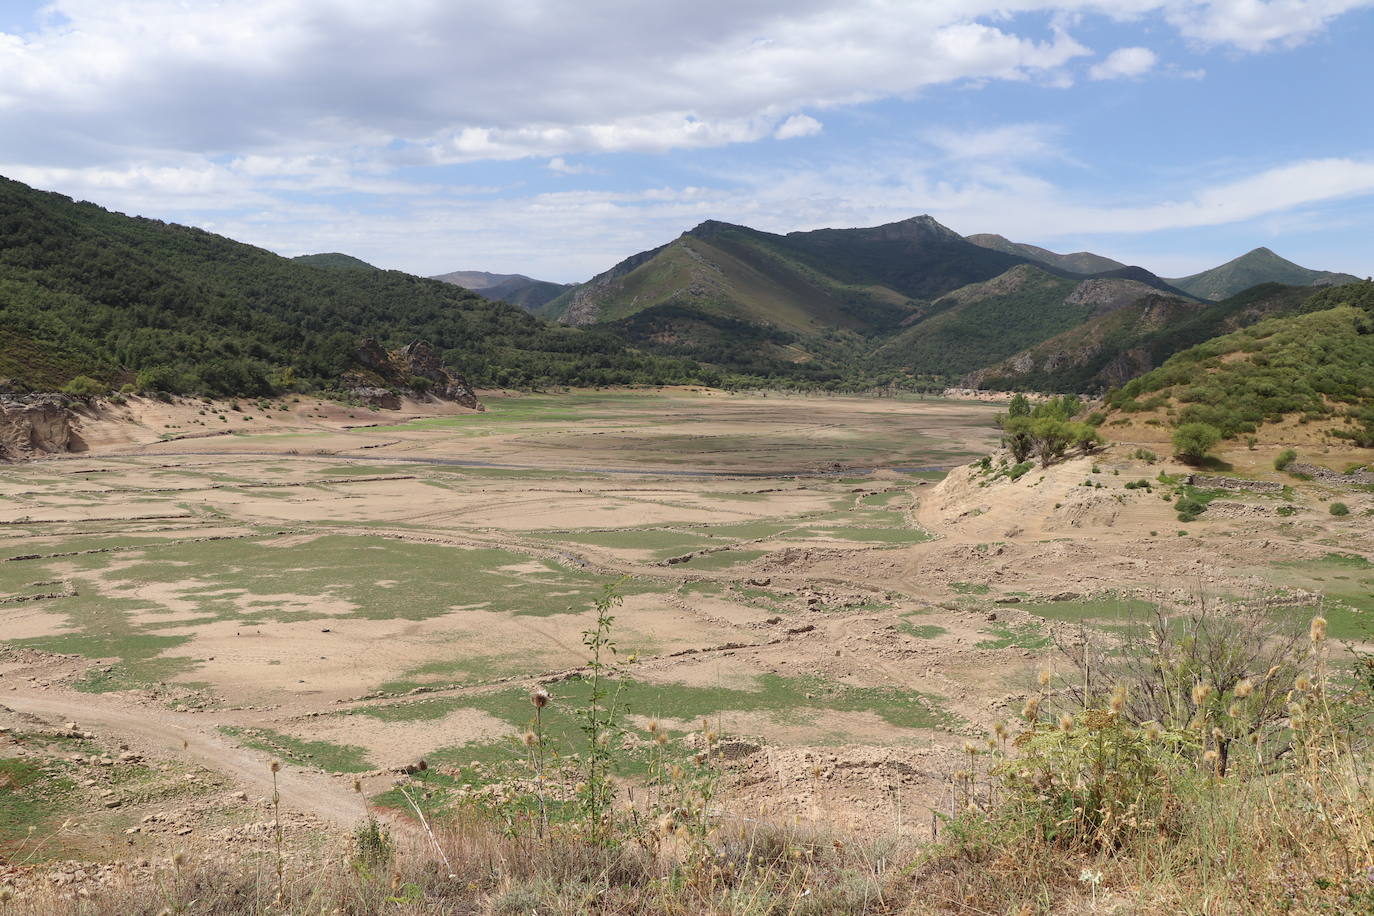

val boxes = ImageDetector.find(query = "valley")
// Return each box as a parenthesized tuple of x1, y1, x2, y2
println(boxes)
(3, 388, 1370, 897)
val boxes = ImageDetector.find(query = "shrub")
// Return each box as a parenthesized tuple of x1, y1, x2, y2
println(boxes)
(1175, 494, 1208, 522)
(1172, 422, 1221, 465)
(1331, 502, 1350, 516)
(1031, 417, 1073, 467)
(1275, 448, 1297, 470)
(1007, 461, 1033, 481)
(1132, 448, 1157, 464)
(1001, 416, 1035, 463)
(61, 375, 105, 396)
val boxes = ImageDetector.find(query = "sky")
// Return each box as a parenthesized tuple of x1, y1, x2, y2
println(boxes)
(1, 0, 1372, 283)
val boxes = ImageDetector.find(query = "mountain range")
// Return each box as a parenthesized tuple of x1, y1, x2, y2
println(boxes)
(507, 215, 1359, 390)
(0, 171, 1365, 398)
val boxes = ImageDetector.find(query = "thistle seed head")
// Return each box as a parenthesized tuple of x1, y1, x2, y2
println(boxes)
(1310, 616, 1328, 644)
(1037, 669, 1051, 688)
(530, 687, 550, 709)
(1191, 682, 1213, 706)
(1022, 696, 1042, 722)
(1109, 684, 1127, 714)
(1234, 679, 1254, 699)
(1058, 713, 1074, 732)
(270, 761, 281, 774)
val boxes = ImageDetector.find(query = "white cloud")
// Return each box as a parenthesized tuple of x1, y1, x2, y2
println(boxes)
(546, 157, 602, 176)
(1165, 0, 1374, 51)
(774, 114, 822, 140)
(923, 123, 1060, 161)
(1089, 46, 1158, 79)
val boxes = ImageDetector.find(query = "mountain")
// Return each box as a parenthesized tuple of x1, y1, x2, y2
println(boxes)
(431, 270, 572, 311)
(292, 252, 379, 270)
(966, 233, 1127, 275)
(1106, 280, 1374, 444)
(1167, 247, 1360, 301)
(539, 216, 1031, 372)
(0, 175, 704, 395)
(431, 269, 518, 289)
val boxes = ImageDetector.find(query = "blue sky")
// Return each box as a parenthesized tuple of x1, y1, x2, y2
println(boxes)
(1, 0, 1371, 283)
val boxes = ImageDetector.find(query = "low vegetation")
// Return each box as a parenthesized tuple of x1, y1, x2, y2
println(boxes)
(17, 591, 1371, 915)
(1109, 281, 1374, 445)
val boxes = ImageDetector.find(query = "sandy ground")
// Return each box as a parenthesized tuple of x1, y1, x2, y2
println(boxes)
(2, 388, 1371, 863)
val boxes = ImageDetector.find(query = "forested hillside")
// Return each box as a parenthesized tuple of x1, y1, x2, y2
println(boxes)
(1107, 280, 1374, 444)
(0, 177, 703, 395)
(967, 282, 1317, 392)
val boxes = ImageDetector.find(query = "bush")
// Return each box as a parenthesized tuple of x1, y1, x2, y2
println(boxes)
(1007, 461, 1034, 481)
(1175, 494, 1208, 522)
(1001, 415, 1035, 463)
(60, 375, 105, 396)
(1031, 417, 1073, 467)
(1275, 448, 1297, 470)
(1331, 502, 1350, 516)
(1172, 422, 1221, 464)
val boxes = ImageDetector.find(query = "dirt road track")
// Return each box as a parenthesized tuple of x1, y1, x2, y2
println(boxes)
(4, 689, 369, 827)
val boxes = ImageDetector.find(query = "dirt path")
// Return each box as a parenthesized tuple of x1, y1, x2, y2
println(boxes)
(5, 688, 371, 827)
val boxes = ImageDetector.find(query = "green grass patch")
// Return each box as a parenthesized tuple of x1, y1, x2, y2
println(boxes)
(1018, 594, 1157, 625)
(0, 756, 76, 850)
(679, 549, 770, 570)
(357, 674, 956, 739)
(977, 622, 1051, 649)
(219, 726, 372, 773)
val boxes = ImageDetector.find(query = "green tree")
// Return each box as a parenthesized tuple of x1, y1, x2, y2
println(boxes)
(1031, 417, 1073, 467)
(1069, 421, 1103, 453)
(1172, 422, 1221, 465)
(1008, 392, 1031, 418)
(1001, 415, 1035, 463)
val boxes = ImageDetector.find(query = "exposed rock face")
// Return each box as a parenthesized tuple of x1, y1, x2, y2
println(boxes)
(0, 395, 78, 459)
(344, 339, 481, 410)
(346, 387, 402, 410)
(1065, 278, 1162, 316)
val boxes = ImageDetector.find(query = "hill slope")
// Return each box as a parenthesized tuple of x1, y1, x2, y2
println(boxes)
(966, 282, 1316, 392)
(292, 252, 379, 270)
(1107, 280, 1374, 444)
(0, 176, 701, 394)
(1168, 247, 1359, 301)
(965, 233, 1127, 275)
(431, 270, 572, 311)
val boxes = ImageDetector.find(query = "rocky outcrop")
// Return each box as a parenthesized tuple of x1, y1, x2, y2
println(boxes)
(346, 387, 402, 410)
(1065, 278, 1163, 316)
(344, 339, 481, 410)
(0, 395, 79, 459)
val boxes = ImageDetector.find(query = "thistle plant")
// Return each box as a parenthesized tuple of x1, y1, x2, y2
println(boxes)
(577, 580, 626, 846)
